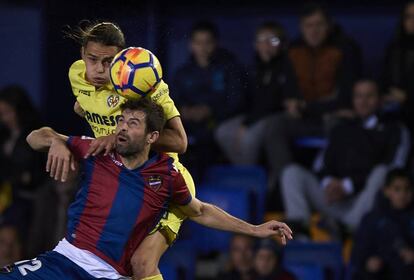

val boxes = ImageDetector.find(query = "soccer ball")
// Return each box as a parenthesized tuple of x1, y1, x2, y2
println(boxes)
(110, 47, 163, 100)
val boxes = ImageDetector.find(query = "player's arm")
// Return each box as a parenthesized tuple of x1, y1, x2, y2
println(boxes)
(180, 198, 293, 244)
(152, 116, 188, 154)
(26, 127, 75, 182)
(26, 126, 68, 151)
(74, 101, 86, 117)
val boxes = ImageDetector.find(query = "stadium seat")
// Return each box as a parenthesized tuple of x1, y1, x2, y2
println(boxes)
(160, 240, 196, 280)
(285, 263, 324, 280)
(159, 262, 177, 280)
(189, 186, 251, 253)
(203, 164, 267, 223)
(283, 241, 343, 280)
(294, 136, 328, 149)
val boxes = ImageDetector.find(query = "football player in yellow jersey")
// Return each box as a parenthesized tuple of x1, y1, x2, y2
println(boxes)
(63, 22, 192, 280)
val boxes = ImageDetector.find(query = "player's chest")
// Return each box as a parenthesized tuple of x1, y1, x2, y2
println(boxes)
(76, 89, 125, 116)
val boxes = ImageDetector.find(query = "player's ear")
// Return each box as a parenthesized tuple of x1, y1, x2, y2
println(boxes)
(147, 131, 159, 144)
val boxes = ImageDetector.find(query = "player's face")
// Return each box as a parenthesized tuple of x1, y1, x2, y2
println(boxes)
(255, 29, 281, 63)
(404, 3, 414, 34)
(81, 41, 120, 88)
(254, 249, 277, 276)
(115, 109, 149, 157)
(384, 177, 413, 210)
(352, 81, 379, 118)
(300, 12, 330, 48)
(190, 31, 217, 63)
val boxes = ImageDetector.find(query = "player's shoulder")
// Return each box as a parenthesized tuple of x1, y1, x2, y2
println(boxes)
(68, 135, 93, 146)
(144, 152, 179, 174)
(150, 80, 170, 103)
(69, 60, 86, 82)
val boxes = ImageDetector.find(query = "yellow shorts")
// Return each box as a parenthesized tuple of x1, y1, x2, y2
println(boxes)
(150, 160, 196, 245)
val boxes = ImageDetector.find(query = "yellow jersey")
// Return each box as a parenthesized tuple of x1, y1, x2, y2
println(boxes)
(69, 60, 180, 137)
(69, 60, 182, 163)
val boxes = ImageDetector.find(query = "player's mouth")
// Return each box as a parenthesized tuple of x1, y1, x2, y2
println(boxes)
(93, 77, 107, 84)
(117, 133, 129, 144)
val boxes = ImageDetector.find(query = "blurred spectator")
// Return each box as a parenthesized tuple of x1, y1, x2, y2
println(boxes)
(172, 20, 245, 179)
(351, 168, 414, 280)
(0, 85, 46, 251)
(281, 79, 409, 234)
(215, 21, 298, 166)
(216, 234, 256, 280)
(264, 2, 361, 189)
(0, 224, 21, 267)
(254, 238, 296, 280)
(382, 1, 414, 131)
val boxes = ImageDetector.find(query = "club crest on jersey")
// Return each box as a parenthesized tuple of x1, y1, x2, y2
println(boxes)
(147, 175, 162, 191)
(107, 95, 120, 108)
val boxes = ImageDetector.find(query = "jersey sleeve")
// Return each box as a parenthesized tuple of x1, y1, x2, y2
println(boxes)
(150, 80, 180, 121)
(68, 60, 87, 98)
(66, 136, 93, 161)
(171, 172, 192, 205)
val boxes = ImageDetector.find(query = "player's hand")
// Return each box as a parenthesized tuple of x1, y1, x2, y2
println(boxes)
(85, 134, 116, 158)
(253, 220, 293, 245)
(46, 138, 76, 182)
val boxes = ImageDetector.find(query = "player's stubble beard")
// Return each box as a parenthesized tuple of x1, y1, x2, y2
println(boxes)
(115, 132, 146, 158)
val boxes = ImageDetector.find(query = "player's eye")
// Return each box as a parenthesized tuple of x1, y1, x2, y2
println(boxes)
(128, 120, 139, 128)
(88, 56, 98, 62)
(102, 60, 111, 68)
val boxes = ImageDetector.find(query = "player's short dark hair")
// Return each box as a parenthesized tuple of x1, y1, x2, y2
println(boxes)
(190, 21, 219, 40)
(300, 2, 332, 23)
(385, 168, 412, 188)
(65, 21, 125, 49)
(120, 98, 165, 133)
(256, 21, 287, 44)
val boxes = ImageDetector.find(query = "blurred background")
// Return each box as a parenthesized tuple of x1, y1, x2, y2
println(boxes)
(1, 0, 414, 279)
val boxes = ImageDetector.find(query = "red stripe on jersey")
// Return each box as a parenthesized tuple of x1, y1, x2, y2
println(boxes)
(73, 156, 122, 250)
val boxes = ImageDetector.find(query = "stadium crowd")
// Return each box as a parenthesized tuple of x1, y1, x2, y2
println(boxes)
(1, 2, 414, 279)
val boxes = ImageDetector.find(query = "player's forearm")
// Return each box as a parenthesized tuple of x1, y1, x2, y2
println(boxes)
(26, 127, 66, 151)
(152, 127, 187, 154)
(189, 202, 256, 236)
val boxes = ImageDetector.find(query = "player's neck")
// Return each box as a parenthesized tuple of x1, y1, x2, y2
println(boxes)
(120, 150, 149, 170)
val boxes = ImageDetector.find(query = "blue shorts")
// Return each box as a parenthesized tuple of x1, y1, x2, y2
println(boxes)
(0, 251, 107, 279)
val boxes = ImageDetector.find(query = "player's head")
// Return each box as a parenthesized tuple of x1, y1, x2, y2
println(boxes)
(383, 168, 413, 210)
(190, 21, 219, 64)
(299, 3, 331, 48)
(255, 21, 286, 63)
(352, 79, 379, 119)
(254, 238, 282, 277)
(115, 98, 165, 157)
(229, 234, 255, 274)
(67, 21, 125, 88)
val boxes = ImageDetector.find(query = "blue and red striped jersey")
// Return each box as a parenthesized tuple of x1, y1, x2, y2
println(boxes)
(65, 136, 192, 276)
